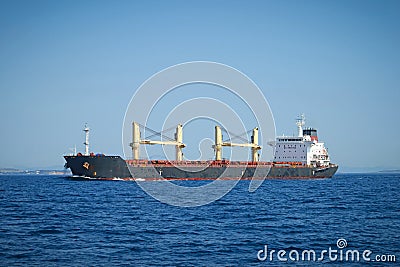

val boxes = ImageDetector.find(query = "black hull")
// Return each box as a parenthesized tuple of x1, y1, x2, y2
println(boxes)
(64, 156, 338, 180)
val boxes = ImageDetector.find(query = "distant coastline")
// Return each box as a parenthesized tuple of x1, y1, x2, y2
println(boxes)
(377, 169, 400, 173)
(0, 168, 71, 176)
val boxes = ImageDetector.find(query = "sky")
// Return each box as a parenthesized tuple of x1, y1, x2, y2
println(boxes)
(0, 0, 399, 171)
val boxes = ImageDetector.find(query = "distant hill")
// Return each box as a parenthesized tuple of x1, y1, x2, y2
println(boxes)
(338, 165, 400, 173)
(378, 169, 400, 173)
(0, 168, 25, 173)
(0, 168, 71, 175)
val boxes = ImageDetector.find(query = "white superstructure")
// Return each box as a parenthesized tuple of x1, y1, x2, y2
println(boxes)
(269, 115, 331, 167)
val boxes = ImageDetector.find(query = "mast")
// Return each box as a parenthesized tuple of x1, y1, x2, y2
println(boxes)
(296, 114, 305, 137)
(214, 126, 223, 160)
(175, 124, 184, 161)
(251, 127, 259, 162)
(83, 124, 89, 156)
(131, 122, 140, 160)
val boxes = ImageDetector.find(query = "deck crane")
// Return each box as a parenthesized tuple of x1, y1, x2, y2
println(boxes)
(130, 122, 185, 161)
(213, 126, 261, 162)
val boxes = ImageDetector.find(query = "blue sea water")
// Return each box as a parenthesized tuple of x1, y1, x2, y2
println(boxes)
(0, 174, 399, 266)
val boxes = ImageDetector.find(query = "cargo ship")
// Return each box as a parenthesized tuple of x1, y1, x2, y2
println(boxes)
(64, 116, 338, 180)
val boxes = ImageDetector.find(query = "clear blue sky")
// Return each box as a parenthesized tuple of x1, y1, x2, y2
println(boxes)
(0, 0, 399, 171)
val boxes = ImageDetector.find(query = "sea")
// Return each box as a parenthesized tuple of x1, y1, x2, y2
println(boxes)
(0, 173, 399, 266)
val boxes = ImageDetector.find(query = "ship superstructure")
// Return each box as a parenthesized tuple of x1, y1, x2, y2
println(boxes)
(270, 115, 332, 168)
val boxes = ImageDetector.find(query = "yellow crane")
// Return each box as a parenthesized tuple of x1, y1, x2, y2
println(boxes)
(214, 126, 261, 162)
(130, 122, 185, 161)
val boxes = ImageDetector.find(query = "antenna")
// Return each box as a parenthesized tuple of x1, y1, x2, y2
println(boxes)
(83, 123, 89, 156)
(68, 145, 77, 156)
(296, 114, 305, 137)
